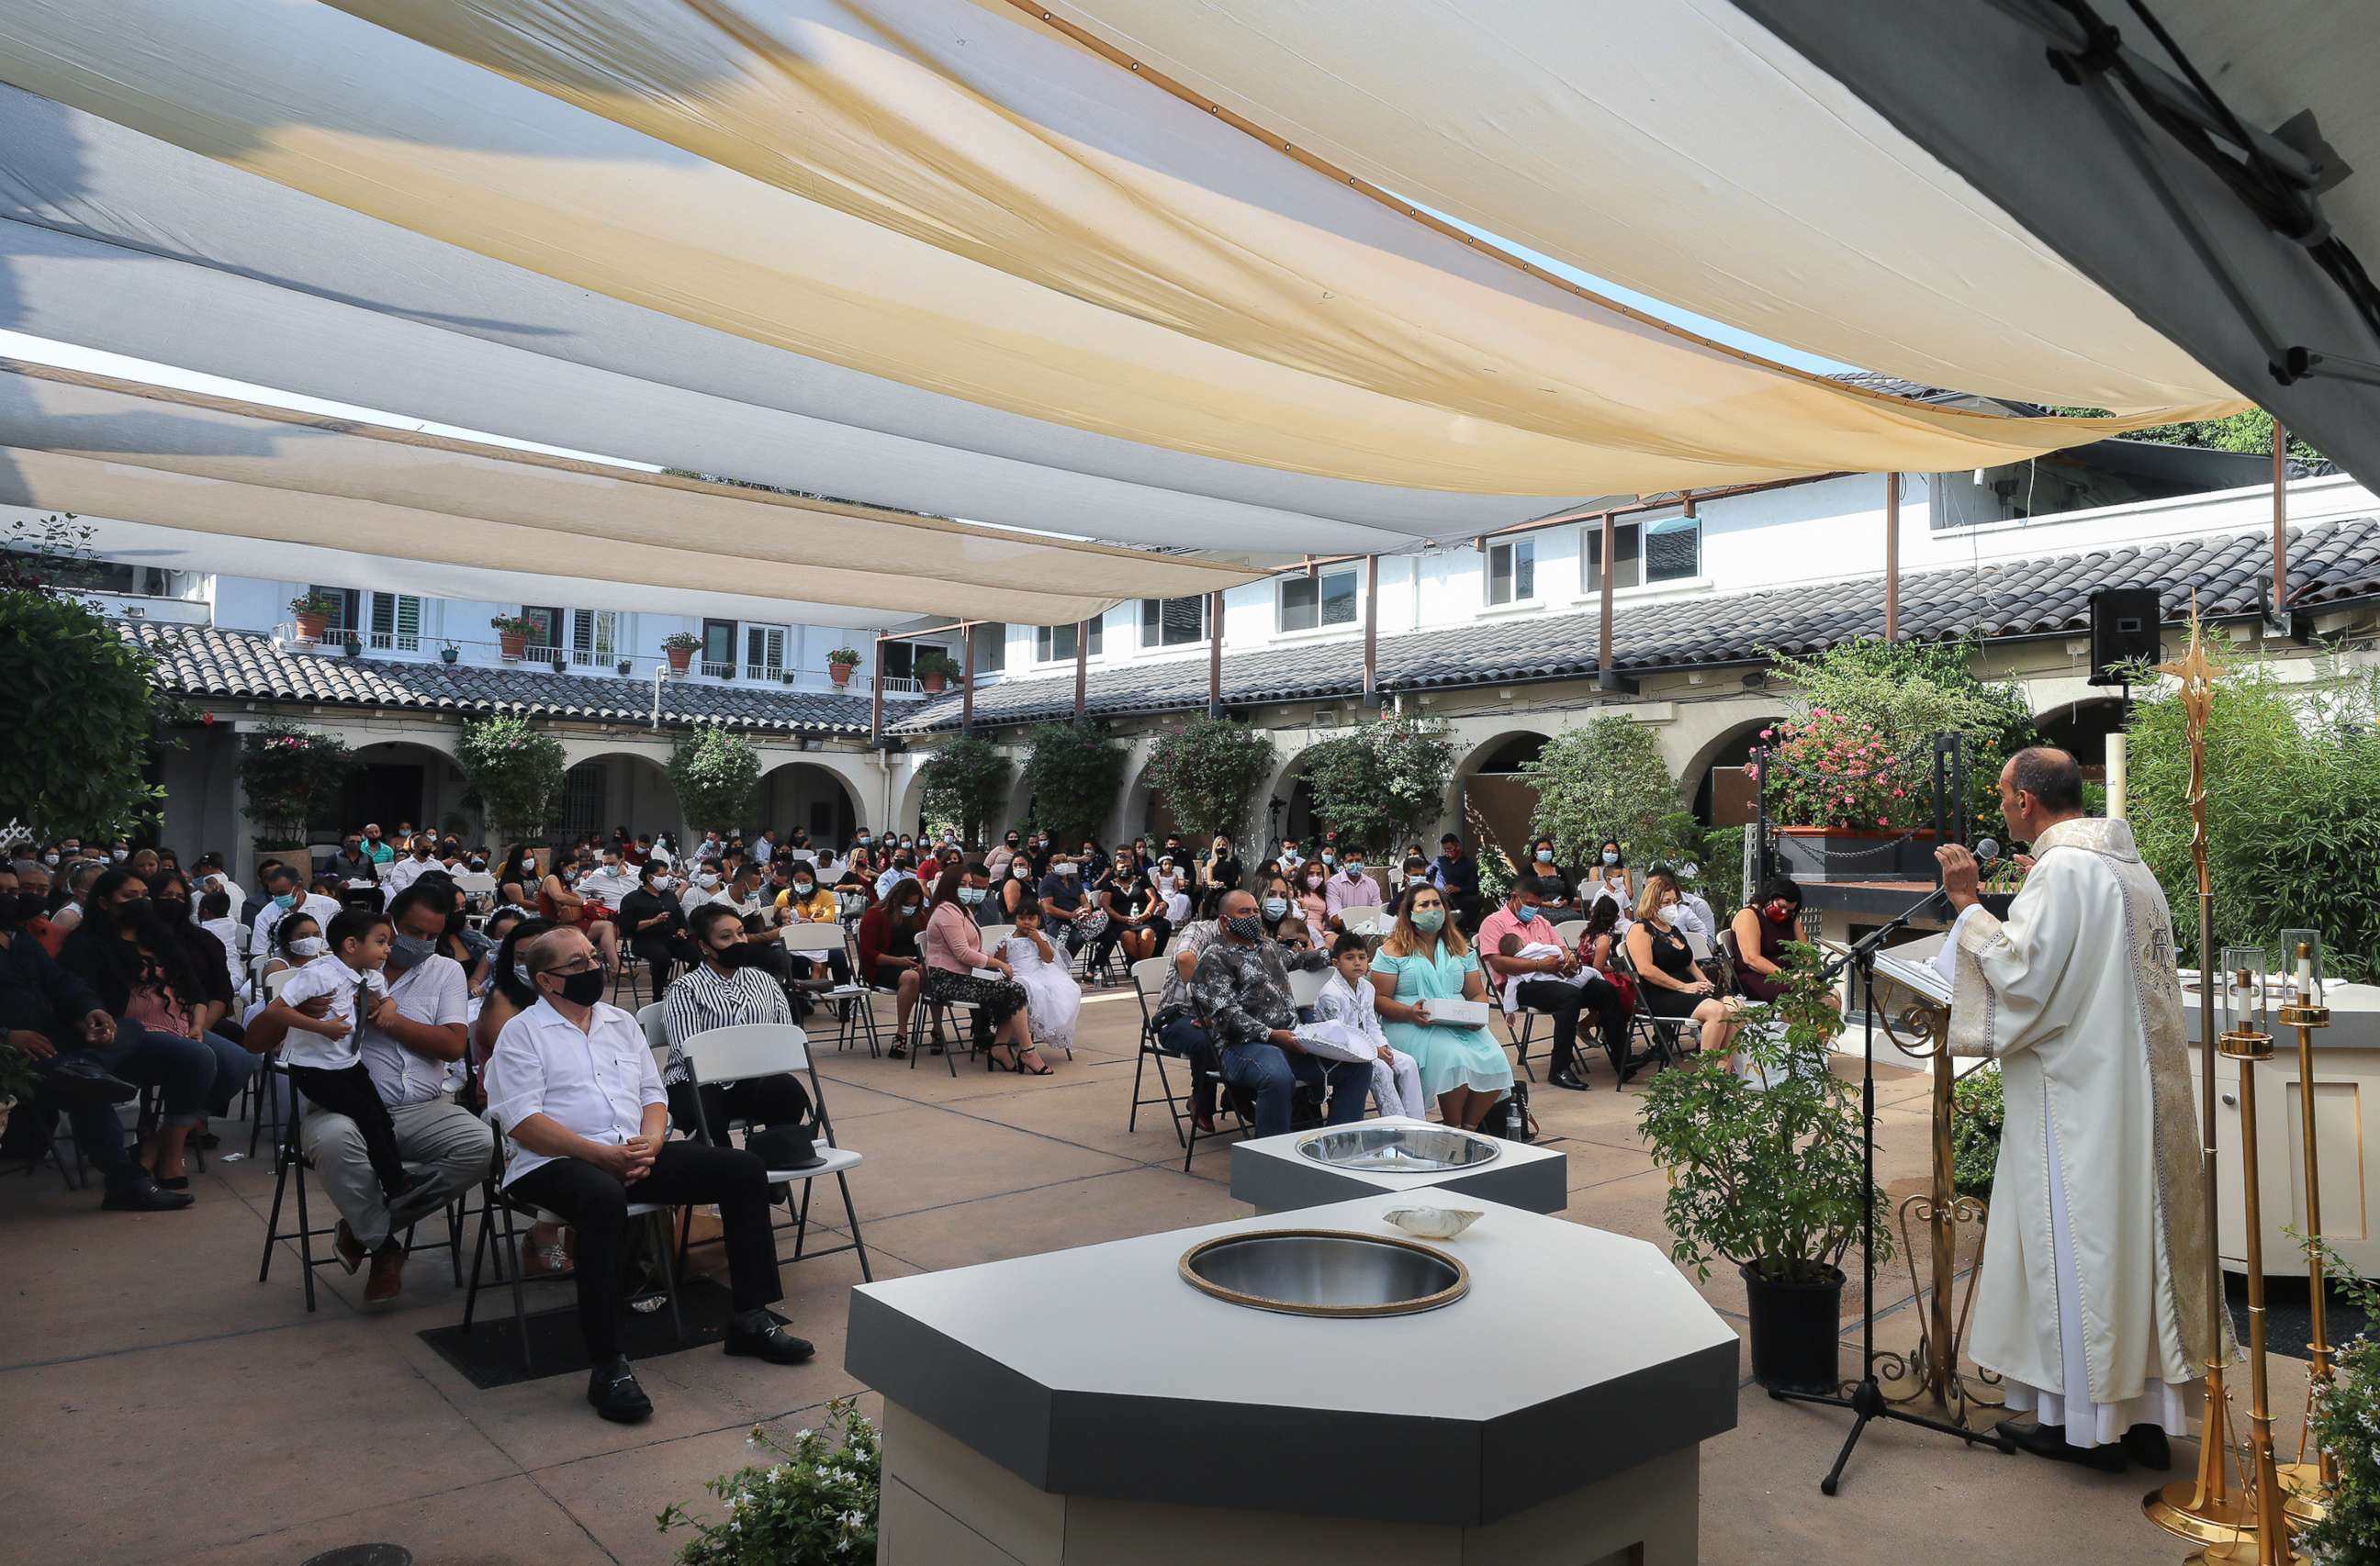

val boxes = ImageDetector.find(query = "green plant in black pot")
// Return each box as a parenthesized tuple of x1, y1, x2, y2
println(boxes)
(1638, 942, 1889, 1392)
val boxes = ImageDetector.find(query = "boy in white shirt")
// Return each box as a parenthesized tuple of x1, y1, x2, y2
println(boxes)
(260, 909, 413, 1202)
(1297, 933, 1427, 1120)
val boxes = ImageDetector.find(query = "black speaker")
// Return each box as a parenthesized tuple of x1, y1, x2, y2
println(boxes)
(2087, 587, 2161, 686)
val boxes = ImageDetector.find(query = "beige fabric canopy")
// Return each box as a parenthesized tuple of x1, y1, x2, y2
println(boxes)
(0, 360, 1261, 628)
(0, 0, 2239, 522)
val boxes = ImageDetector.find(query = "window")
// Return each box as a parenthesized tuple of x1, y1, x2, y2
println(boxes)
(1486, 539, 1535, 606)
(1585, 514, 1701, 591)
(367, 592, 422, 652)
(744, 623, 787, 680)
(701, 618, 736, 678)
(560, 760, 607, 843)
(1139, 595, 1209, 648)
(309, 585, 362, 632)
(35, 557, 180, 598)
(970, 621, 1007, 676)
(519, 604, 563, 653)
(1278, 567, 1358, 632)
(568, 609, 620, 666)
(1035, 620, 1104, 662)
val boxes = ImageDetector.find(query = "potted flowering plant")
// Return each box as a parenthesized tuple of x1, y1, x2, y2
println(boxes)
(657, 1398, 879, 1565)
(661, 630, 702, 673)
(912, 646, 961, 693)
(825, 646, 862, 688)
(1746, 709, 1939, 881)
(288, 590, 340, 643)
(438, 641, 461, 665)
(489, 612, 536, 660)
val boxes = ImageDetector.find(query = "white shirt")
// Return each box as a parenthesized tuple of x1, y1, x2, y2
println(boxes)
(577, 866, 639, 906)
(200, 915, 247, 1001)
(272, 956, 390, 1071)
(752, 835, 774, 867)
(485, 998, 666, 1189)
(875, 864, 920, 900)
(253, 891, 342, 958)
(360, 952, 471, 1106)
(380, 854, 439, 895)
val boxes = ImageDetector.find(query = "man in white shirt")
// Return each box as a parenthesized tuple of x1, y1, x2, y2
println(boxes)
(192, 853, 245, 927)
(486, 927, 814, 1422)
(379, 835, 441, 897)
(249, 885, 491, 1302)
(251, 865, 342, 956)
(575, 846, 641, 910)
(751, 831, 774, 869)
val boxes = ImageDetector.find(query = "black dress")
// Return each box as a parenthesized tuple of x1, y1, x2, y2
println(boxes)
(1640, 923, 1705, 1019)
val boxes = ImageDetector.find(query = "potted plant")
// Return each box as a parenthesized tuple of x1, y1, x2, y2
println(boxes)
(489, 612, 535, 660)
(342, 632, 364, 657)
(550, 653, 567, 673)
(659, 1398, 879, 1564)
(913, 646, 961, 693)
(662, 630, 702, 674)
(438, 641, 461, 666)
(826, 645, 862, 688)
(2294, 1236, 2380, 1565)
(615, 657, 634, 677)
(1638, 943, 1889, 1393)
(288, 590, 339, 643)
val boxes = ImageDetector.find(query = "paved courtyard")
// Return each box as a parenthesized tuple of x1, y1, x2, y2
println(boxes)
(3, 987, 2298, 1565)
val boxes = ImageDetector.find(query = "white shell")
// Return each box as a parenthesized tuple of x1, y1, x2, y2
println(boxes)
(1381, 1205, 1484, 1241)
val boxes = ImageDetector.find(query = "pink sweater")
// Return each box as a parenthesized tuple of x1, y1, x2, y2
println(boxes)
(924, 900, 990, 974)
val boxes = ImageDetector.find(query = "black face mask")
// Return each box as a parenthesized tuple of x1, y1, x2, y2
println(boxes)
(152, 898, 190, 923)
(114, 898, 152, 929)
(550, 968, 606, 1007)
(719, 944, 764, 969)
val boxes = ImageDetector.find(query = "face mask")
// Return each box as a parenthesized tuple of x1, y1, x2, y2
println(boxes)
(389, 933, 436, 970)
(153, 898, 190, 922)
(1013, 865, 1031, 878)
(696, 871, 721, 889)
(1651, 904, 1674, 925)
(1514, 903, 1540, 923)
(413, 848, 431, 860)
(274, 892, 298, 910)
(897, 903, 921, 919)
(14, 892, 43, 923)
(1320, 853, 1335, 866)
(1345, 863, 1364, 876)
(1411, 907, 1446, 934)
(467, 859, 487, 873)
(1765, 902, 1791, 923)
(1225, 914, 1264, 941)
(1057, 863, 1079, 877)
(1601, 852, 1620, 867)
(290, 935, 327, 958)
(1262, 896, 1288, 920)
(111, 848, 128, 862)
(722, 943, 765, 969)
(1081, 846, 1096, 857)
(42, 853, 58, 867)
(552, 968, 606, 1007)
(958, 885, 988, 906)
(1534, 849, 1555, 863)
(792, 880, 814, 895)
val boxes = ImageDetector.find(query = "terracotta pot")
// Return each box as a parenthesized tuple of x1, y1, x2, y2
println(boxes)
(828, 660, 857, 688)
(666, 645, 694, 672)
(295, 612, 329, 642)
(921, 672, 949, 693)
(499, 631, 527, 659)
(1772, 825, 1940, 882)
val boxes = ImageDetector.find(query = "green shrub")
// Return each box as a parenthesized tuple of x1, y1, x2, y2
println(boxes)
(1022, 720, 1127, 845)
(238, 721, 359, 849)
(457, 717, 567, 843)
(1521, 716, 1680, 868)
(667, 728, 758, 835)
(2292, 1235, 2380, 1566)
(1950, 1065, 2004, 1199)
(0, 587, 175, 841)
(917, 733, 1011, 843)
(1142, 715, 1277, 845)
(658, 1397, 879, 1565)
(1297, 717, 1454, 856)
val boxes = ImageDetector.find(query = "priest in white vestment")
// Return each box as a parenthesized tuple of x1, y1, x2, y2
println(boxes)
(1935, 747, 2227, 1471)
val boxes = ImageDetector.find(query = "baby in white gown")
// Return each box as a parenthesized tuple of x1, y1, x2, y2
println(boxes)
(1297, 935, 1426, 1120)
(1002, 908, 1082, 1051)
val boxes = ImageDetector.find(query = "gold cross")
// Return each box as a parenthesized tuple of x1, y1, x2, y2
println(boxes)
(2151, 592, 2226, 725)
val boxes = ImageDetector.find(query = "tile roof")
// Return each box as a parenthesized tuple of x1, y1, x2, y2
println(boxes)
(126, 622, 879, 734)
(895, 519, 2380, 733)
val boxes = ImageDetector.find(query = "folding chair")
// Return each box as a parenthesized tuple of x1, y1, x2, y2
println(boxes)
(461, 1109, 685, 1373)
(904, 986, 979, 1078)
(779, 923, 880, 1057)
(1607, 947, 1701, 1076)
(672, 1023, 871, 1281)
(1551, 920, 1590, 949)
(245, 966, 303, 1159)
(1127, 955, 1189, 1147)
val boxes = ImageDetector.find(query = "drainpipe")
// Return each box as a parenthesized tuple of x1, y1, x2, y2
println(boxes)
(1883, 472, 1901, 642)
(650, 664, 663, 731)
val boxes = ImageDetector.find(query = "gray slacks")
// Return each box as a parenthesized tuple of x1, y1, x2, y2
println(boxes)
(301, 1098, 494, 1251)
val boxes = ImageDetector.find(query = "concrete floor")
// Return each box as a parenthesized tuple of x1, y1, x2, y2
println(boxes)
(1, 989, 2306, 1565)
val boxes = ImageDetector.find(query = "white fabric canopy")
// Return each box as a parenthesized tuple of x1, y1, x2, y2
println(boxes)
(0, 0, 2235, 545)
(1037, 0, 2237, 415)
(0, 360, 1263, 628)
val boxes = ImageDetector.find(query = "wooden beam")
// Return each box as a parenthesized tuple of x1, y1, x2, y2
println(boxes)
(1883, 473, 1901, 642)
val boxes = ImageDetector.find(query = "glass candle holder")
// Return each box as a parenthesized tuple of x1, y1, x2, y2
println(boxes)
(2220, 946, 2269, 1037)
(2278, 928, 2326, 1007)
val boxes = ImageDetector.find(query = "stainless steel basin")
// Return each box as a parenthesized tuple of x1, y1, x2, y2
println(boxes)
(1297, 1124, 1502, 1173)
(1179, 1229, 1468, 1317)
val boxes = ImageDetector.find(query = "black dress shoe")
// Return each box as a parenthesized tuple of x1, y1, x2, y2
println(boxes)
(43, 1056, 139, 1106)
(1547, 1068, 1590, 1091)
(1999, 1420, 2127, 1472)
(101, 1175, 195, 1212)
(2123, 1424, 2173, 1471)
(724, 1314, 816, 1366)
(587, 1357, 654, 1423)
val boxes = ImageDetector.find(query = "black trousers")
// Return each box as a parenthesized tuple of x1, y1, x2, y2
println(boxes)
(666, 1073, 812, 1146)
(286, 1062, 409, 1193)
(631, 933, 702, 987)
(1513, 975, 1630, 1074)
(508, 1141, 781, 1360)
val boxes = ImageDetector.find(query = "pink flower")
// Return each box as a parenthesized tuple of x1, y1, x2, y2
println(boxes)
(1877, 817, 1891, 827)
(1758, 728, 1774, 740)
(1891, 788, 1905, 798)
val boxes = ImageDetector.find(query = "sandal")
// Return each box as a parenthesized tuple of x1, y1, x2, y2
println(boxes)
(986, 1046, 1020, 1073)
(1018, 1054, 1054, 1077)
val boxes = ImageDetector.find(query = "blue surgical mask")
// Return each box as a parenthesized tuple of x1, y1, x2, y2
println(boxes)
(1515, 903, 1540, 923)
(1262, 896, 1288, 920)
(1321, 852, 1335, 866)
(1601, 852, 1620, 866)
(274, 892, 296, 910)
(1534, 849, 1555, 863)
(958, 886, 986, 906)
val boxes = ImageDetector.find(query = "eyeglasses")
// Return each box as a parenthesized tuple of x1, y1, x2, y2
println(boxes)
(543, 955, 600, 977)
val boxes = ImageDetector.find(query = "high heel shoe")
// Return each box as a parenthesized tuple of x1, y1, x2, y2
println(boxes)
(1017, 1051, 1053, 1077)
(986, 1046, 1020, 1073)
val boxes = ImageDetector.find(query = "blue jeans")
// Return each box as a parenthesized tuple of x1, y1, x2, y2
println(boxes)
(195, 1029, 259, 1119)
(1158, 1015, 1218, 1118)
(1218, 1040, 1372, 1138)
(47, 1020, 216, 1187)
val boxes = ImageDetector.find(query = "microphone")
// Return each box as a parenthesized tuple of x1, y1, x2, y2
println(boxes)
(1972, 837, 2002, 865)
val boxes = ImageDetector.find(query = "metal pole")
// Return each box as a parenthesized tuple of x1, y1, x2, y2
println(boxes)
(1073, 619, 1087, 719)
(1597, 512, 1616, 674)
(1362, 554, 1379, 707)
(870, 631, 884, 747)
(1884, 473, 1901, 642)
(1207, 590, 1223, 717)
(2273, 419, 2289, 617)
(960, 620, 974, 733)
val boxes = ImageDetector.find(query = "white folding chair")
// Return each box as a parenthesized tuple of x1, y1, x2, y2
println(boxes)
(1552, 920, 1590, 949)
(1684, 928, 1715, 961)
(675, 1023, 870, 1279)
(975, 923, 1015, 950)
(1287, 966, 1331, 1009)
(1127, 955, 1191, 1147)
(1333, 904, 1386, 937)
(780, 922, 880, 1056)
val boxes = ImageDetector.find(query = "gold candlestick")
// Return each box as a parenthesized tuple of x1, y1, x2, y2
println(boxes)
(2193, 958, 2303, 1566)
(2276, 932, 2334, 1527)
(2147, 607, 2253, 1549)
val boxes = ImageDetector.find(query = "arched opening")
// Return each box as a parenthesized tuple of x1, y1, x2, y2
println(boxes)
(558, 752, 679, 845)
(1683, 715, 1789, 827)
(1451, 728, 1553, 871)
(758, 760, 864, 845)
(342, 741, 467, 844)
(2033, 696, 2127, 776)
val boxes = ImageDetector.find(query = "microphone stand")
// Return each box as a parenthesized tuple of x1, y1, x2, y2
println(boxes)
(1773, 878, 2006, 1493)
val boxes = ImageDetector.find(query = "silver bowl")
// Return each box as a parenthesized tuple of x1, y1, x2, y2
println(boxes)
(1297, 1124, 1503, 1173)
(1178, 1229, 1469, 1317)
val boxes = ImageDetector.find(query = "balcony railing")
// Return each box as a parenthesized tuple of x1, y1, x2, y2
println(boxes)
(365, 629, 421, 652)
(700, 659, 735, 679)
(266, 624, 925, 695)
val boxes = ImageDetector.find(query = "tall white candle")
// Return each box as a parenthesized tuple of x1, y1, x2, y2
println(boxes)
(2105, 733, 2127, 820)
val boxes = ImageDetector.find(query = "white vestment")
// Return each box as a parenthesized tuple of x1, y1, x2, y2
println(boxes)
(1946, 817, 2228, 1447)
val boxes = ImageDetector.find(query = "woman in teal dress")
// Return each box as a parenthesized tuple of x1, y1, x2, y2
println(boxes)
(1368, 882, 1513, 1130)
